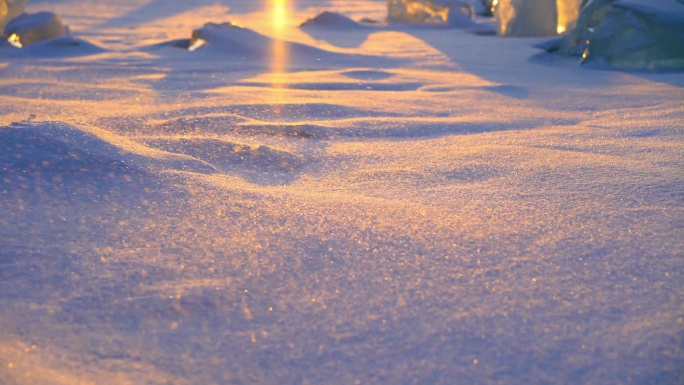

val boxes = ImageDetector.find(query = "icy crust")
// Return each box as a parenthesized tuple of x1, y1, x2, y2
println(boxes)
(0, 121, 216, 178)
(581, 0, 684, 70)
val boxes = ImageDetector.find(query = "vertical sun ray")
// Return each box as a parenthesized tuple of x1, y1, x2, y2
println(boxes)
(269, 0, 290, 108)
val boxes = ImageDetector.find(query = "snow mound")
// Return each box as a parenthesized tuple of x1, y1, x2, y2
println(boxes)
(0, 121, 216, 179)
(1, 35, 104, 57)
(187, 22, 328, 57)
(300, 11, 363, 29)
(4, 11, 67, 47)
(152, 22, 393, 69)
(580, 0, 684, 70)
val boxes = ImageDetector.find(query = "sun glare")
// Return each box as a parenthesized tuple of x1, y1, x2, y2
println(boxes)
(269, 0, 290, 75)
(271, 0, 288, 32)
(269, 0, 291, 106)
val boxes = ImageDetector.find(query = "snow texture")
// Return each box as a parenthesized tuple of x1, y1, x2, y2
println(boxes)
(0, 1, 682, 384)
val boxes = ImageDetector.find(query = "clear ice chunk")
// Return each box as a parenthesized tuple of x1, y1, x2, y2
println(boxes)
(560, 0, 614, 56)
(556, 0, 584, 33)
(0, 0, 27, 35)
(496, 0, 558, 36)
(387, 0, 476, 26)
(5, 11, 67, 47)
(580, 0, 684, 70)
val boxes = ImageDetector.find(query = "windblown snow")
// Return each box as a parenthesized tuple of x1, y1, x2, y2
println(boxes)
(0, 1, 682, 385)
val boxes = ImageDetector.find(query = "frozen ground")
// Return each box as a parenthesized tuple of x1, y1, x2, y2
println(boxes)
(0, 1, 682, 384)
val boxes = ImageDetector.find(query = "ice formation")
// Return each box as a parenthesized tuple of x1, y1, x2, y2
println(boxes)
(579, 0, 684, 70)
(556, 0, 583, 33)
(0, 0, 26, 35)
(387, 0, 476, 26)
(496, 0, 558, 36)
(4, 11, 67, 47)
(495, 0, 584, 36)
(560, 0, 614, 55)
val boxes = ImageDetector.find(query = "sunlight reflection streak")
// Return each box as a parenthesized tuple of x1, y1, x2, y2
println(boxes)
(269, 0, 290, 107)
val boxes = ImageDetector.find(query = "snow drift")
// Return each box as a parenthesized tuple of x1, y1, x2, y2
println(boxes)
(0, 1, 682, 384)
(153, 22, 396, 69)
(0, 121, 216, 179)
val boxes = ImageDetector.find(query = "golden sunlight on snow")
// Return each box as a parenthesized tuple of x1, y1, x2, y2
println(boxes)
(0, 1, 682, 384)
(270, 0, 290, 32)
(269, 0, 292, 111)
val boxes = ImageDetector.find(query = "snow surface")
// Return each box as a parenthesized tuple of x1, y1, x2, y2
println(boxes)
(0, 1, 682, 384)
